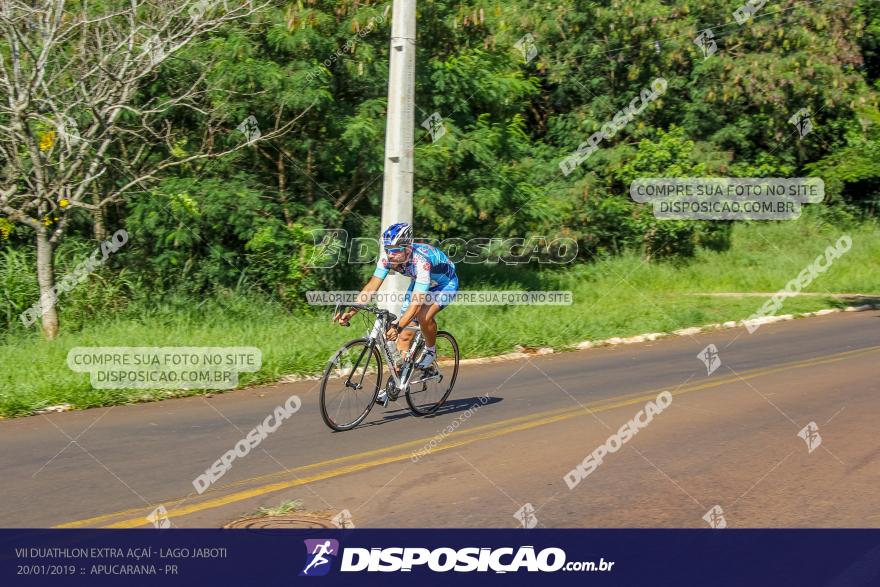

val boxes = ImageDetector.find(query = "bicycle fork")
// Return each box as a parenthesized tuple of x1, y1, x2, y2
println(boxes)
(342, 344, 372, 391)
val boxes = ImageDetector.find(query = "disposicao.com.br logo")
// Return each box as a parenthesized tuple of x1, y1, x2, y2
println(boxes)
(300, 540, 614, 574)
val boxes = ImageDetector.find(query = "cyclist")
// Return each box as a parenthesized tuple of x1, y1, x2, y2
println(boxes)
(334, 222, 458, 387)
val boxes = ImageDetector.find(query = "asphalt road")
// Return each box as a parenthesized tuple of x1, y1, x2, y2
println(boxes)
(1, 310, 878, 529)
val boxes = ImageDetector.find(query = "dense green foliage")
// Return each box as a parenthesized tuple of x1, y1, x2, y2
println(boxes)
(2, 0, 880, 337)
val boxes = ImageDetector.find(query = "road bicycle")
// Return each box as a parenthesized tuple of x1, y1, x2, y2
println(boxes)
(320, 303, 460, 431)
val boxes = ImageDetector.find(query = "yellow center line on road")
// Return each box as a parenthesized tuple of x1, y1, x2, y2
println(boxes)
(55, 345, 880, 529)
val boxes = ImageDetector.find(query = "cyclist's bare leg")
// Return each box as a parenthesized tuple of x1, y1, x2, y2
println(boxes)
(396, 328, 416, 354)
(397, 303, 441, 352)
(417, 303, 443, 347)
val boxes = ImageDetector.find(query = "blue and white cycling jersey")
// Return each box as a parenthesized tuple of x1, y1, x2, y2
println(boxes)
(373, 242, 457, 293)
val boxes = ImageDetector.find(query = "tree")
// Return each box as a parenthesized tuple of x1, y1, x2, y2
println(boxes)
(0, 0, 301, 339)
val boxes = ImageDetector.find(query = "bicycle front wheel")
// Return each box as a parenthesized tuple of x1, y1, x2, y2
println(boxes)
(406, 331, 459, 415)
(320, 339, 383, 431)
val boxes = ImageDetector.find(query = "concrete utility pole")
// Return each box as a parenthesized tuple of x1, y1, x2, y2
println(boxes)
(379, 0, 416, 314)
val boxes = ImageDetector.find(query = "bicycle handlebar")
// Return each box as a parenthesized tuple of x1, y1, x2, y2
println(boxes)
(334, 303, 397, 324)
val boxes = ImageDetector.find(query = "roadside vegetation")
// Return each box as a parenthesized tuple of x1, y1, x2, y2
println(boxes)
(2, 214, 877, 418)
(2, 1, 879, 416)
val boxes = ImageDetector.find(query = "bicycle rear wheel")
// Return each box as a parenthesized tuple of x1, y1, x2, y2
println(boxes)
(320, 339, 382, 431)
(406, 331, 459, 415)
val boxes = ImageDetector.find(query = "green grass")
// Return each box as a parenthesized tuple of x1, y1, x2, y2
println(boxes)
(1, 217, 879, 418)
(254, 499, 305, 517)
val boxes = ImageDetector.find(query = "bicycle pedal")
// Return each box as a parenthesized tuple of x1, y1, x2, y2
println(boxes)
(377, 387, 399, 407)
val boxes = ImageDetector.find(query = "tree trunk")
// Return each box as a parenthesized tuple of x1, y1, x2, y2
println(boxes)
(306, 144, 315, 206)
(35, 229, 60, 340)
(92, 186, 107, 241)
(277, 151, 292, 226)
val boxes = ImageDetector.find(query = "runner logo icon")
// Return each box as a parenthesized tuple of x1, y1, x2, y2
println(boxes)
(300, 539, 339, 576)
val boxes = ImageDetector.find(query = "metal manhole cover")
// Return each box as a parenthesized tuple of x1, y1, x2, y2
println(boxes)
(223, 514, 336, 529)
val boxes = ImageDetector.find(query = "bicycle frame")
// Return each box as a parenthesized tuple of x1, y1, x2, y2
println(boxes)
(323, 303, 457, 430)
(364, 314, 441, 392)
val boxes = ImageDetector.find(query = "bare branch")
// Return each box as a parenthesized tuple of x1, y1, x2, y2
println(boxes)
(0, 0, 287, 242)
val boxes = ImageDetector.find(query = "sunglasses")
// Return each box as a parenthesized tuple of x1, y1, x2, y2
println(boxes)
(385, 246, 407, 254)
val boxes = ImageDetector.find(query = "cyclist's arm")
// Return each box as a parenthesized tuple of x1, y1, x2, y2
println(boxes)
(357, 276, 383, 304)
(354, 250, 393, 306)
(349, 276, 383, 312)
(359, 249, 394, 305)
(335, 276, 383, 324)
